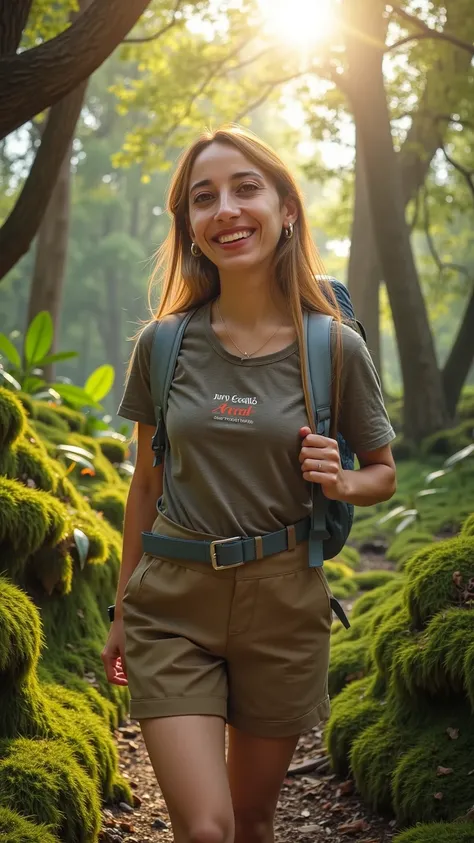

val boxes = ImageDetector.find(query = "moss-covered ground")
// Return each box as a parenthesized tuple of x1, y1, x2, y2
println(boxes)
(0, 388, 132, 842)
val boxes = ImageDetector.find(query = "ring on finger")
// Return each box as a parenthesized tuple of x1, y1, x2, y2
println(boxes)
(316, 461, 323, 471)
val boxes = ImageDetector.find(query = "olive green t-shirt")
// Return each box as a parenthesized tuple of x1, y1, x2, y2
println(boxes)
(118, 303, 395, 536)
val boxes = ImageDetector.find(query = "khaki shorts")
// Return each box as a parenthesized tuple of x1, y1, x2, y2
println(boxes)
(122, 511, 332, 738)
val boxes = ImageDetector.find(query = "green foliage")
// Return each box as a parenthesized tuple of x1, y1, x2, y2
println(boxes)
(351, 579, 402, 620)
(421, 422, 474, 457)
(328, 637, 370, 697)
(0, 389, 25, 449)
(325, 677, 384, 777)
(97, 437, 128, 465)
(461, 512, 474, 536)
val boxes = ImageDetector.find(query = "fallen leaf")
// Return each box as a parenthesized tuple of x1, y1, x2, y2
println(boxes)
(434, 792, 444, 800)
(437, 766, 453, 776)
(338, 819, 370, 834)
(337, 780, 354, 797)
(447, 727, 459, 740)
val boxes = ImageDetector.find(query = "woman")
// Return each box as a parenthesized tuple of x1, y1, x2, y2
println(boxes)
(102, 125, 396, 843)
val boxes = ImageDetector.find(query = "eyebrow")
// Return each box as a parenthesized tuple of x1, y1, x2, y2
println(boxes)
(189, 170, 264, 193)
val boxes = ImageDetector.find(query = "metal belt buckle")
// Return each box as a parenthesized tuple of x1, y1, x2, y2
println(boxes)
(210, 536, 243, 570)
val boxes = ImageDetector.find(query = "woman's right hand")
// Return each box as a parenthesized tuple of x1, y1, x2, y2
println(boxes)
(101, 617, 128, 686)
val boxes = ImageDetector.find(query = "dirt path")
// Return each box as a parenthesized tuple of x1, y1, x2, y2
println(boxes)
(99, 717, 398, 843)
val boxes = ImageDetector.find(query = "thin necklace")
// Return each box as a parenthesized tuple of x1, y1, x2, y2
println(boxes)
(215, 299, 283, 363)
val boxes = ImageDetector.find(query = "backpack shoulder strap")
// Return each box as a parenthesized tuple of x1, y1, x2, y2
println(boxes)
(149, 309, 196, 466)
(303, 310, 333, 568)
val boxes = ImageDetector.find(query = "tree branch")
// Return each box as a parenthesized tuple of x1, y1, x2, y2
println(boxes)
(123, 0, 183, 43)
(0, 0, 151, 140)
(422, 187, 469, 279)
(0, 0, 33, 56)
(388, 3, 474, 57)
(441, 144, 474, 203)
(0, 81, 87, 280)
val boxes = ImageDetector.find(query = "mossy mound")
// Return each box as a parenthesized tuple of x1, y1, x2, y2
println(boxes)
(394, 823, 474, 843)
(325, 509, 474, 834)
(90, 485, 125, 531)
(0, 805, 59, 843)
(0, 387, 131, 842)
(461, 512, 474, 536)
(404, 536, 474, 629)
(97, 437, 128, 465)
(387, 530, 435, 570)
(353, 570, 398, 590)
(324, 560, 358, 600)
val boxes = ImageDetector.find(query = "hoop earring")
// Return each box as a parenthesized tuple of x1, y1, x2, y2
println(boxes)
(284, 222, 294, 239)
(191, 242, 202, 257)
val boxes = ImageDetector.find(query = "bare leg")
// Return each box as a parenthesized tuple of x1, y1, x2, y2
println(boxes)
(140, 715, 235, 843)
(227, 726, 299, 843)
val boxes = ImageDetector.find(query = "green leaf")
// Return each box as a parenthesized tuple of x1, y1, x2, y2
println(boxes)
(40, 350, 79, 366)
(377, 505, 406, 525)
(425, 469, 451, 484)
(0, 369, 21, 390)
(33, 388, 61, 402)
(73, 528, 89, 570)
(0, 333, 21, 368)
(51, 383, 101, 410)
(84, 364, 115, 402)
(24, 311, 53, 366)
(56, 444, 95, 460)
(117, 461, 135, 476)
(395, 513, 418, 534)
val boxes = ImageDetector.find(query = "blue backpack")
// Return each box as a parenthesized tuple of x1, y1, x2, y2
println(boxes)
(149, 278, 362, 573)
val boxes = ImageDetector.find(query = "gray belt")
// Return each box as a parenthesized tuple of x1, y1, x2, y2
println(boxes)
(142, 517, 311, 570)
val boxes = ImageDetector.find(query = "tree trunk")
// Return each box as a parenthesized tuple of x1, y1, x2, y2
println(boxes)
(0, 81, 86, 280)
(26, 144, 72, 380)
(347, 134, 382, 376)
(346, 0, 473, 405)
(442, 284, 474, 417)
(0, 0, 151, 139)
(344, 0, 449, 441)
(0, 0, 33, 55)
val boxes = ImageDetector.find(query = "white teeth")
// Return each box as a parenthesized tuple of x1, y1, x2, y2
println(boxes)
(217, 230, 253, 244)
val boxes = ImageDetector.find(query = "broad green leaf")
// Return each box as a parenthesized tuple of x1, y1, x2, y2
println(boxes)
(60, 452, 95, 471)
(84, 364, 115, 402)
(444, 444, 474, 468)
(117, 461, 135, 476)
(416, 489, 444, 497)
(56, 444, 95, 460)
(24, 311, 53, 366)
(377, 505, 406, 525)
(73, 528, 89, 570)
(51, 383, 101, 410)
(0, 333, 21, 368)
(40, 350, 79, 366)
(0, 369, 21, 390)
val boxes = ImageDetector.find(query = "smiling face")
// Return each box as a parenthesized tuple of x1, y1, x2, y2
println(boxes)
(187, 141, 297, 274)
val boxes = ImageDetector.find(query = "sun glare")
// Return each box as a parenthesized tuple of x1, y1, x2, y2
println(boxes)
(257, 0, 336, 48)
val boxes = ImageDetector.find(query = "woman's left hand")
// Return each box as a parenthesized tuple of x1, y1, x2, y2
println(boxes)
(299, 426, 348, 501)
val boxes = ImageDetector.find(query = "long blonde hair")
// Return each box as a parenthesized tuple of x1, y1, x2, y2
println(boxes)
(148, 124, 343, 433)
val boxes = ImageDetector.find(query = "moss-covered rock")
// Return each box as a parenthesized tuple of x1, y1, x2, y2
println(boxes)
(353, 570, 398, 590)
(97, 437, 128, 465)
(404, 536, 474, 629)
(0, 387, 132, 842)
(326, 677, 384, 777)
(329, 637, 370, 697)
(461, 512, 474, 537)
(90, 485, 126, 531)
(387, 530, 435, 570)
(0, 806, 59, 843)
(394, 824, 474, 843)
(421, 421, 474, 457)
